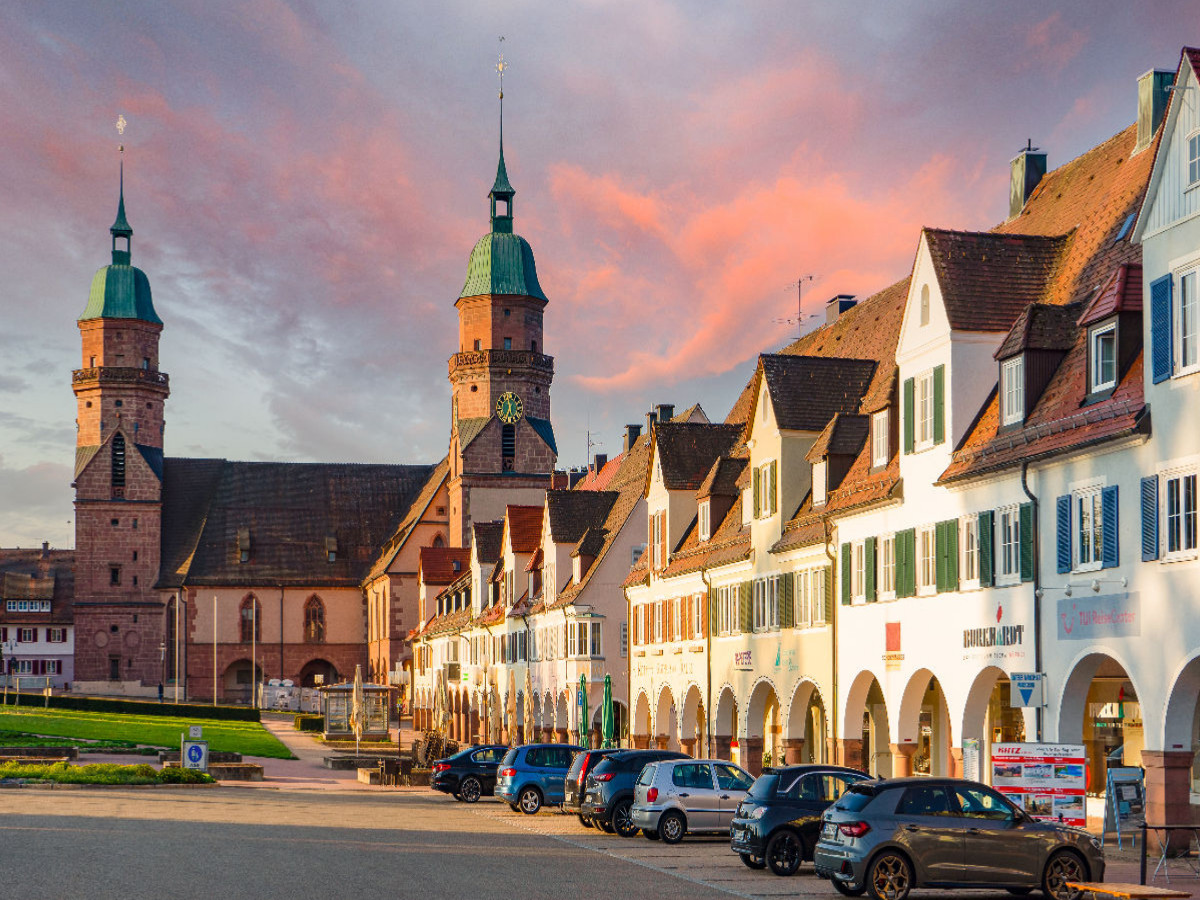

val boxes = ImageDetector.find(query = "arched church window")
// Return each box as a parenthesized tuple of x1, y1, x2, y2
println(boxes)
(304, 596, 326, 643)
(240, 595, 261, 643)
(432, 534, 445, 549)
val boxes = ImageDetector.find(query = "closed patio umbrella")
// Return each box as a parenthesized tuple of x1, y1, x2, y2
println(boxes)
(601, 674, 614, 748)
(578, 674, 589, 748)
(489, 687, 502, 744)
(350, 664, 365, 756)
(523, 667, 535, 745)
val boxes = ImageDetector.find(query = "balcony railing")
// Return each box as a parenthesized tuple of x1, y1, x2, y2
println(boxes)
(448, 349, 554, 377)
(72, 367, 169, 390)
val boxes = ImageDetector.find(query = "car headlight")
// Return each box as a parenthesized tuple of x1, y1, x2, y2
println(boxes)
(748, 806, 767, 820)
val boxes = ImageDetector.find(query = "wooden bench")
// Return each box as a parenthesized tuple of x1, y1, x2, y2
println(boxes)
(1067, 882, 1191, 900)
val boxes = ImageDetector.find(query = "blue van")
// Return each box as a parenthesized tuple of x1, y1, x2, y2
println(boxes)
(495, 743, 583, 814)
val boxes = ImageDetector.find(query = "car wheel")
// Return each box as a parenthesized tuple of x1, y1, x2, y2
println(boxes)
(612, 800, 638, 838)
(459, 777, 482, 804)
(867, 851, 913, 900)
(518, 787, 543, 815)
(766, 829, 804, 876)
(658, 811, 686, 845)
(578, 815, 594, 829)
(643, 829, 660, 841)
(597, 818, 615, 834)
(740, 853, 767, 870)
(833, 879, 867, 897)
(1042, 850, 1087, 900)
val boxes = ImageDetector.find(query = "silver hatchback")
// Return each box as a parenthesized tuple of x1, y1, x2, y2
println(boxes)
(631, 759, 754, 844)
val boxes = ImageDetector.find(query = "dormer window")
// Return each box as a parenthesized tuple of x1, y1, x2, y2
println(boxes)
(812, 460, 827, 507)
(1090, 323, 1117, 393)
(871, 410, 890, 467)
(699, 500, 711, 542)
(1001, 356, 1025, 426)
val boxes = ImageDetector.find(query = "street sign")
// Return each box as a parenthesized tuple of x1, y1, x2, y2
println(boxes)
(1010, 672, 1044, 707)
(181, 739, 208, 772)
(576, 688, 584, 707)
(189, 725, 203, 739)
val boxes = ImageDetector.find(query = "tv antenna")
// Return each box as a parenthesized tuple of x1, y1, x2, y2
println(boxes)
(773, 274, 816, 337)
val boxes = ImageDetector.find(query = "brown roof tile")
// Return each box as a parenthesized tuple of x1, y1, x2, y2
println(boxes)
(806, 413, 870, 463)
(505, 505, 545, 554)
(472, 521, 504, 566)
(653, 422, 742, 491)
(546, 490, 619, 544)
(1078, 263, 1142, 327)
(698, 456, 746, 499)
(994, 303, 1080, 360)
(758, 355, 877, 432)
(418, 547, 471, 586)
(0, 549, 74, 624)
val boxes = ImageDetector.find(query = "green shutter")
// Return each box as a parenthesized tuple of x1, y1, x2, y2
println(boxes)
(864, 537, 877, 602)
(769, 461, 778, 515)
(934, 522, 947, 592)
(752, 466, 761, 518)
(978, 511, 994, 588)
(897, 528, 916, 598)
(708, 587, 717, 636)
(933, 364, 945, 445)
(1019, 502, 1034, 582)
(840, 542, 852, 605)
(824, 566, 834, 623)
(740, 581, 753, 632)
(781, 574, 794, 628)
(943, 519, 958, 591)
(903, 377, 915, 454)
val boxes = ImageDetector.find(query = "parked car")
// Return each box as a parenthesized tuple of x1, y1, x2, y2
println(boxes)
(630, 758, 754, 844)
(813, 776, 1105, 900)
(730, 764, 870, 875)
(564, 748, 621, 826)
(430, 744, 508, 803)
(581, 749, 690, 836)
(495, 743, 584, 814)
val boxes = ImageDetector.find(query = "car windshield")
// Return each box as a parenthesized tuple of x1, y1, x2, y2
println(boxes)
(748, 773, 779, 800)
(834, 785, 875, 812)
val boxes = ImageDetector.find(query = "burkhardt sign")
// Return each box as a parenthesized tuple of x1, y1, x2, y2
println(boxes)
(962, 603, 1027, 661)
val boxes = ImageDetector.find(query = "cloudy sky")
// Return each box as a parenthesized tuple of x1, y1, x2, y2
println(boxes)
(0, 1, 1191, 547)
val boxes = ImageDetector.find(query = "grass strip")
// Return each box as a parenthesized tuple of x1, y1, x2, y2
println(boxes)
(0, 761, 213, 785)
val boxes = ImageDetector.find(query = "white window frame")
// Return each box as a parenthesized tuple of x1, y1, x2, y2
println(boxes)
(998, 505, 1021, 586)
(1188, 129, 1200, 187)
(692, 594, 703, 639)
(699, 501, 711, 542)
(651, 513, 663, 569)
(795, 570, 810, 627)
(1001, 357, 1024, 426)
(1178, 267, 1200, 375)
(753, 577, 778, 632)
(757, 461, 776, 519)
(654, 601, 664, 643)
(812, 460, 827, 507)
(960, 515, 980, 589)
(871, 410, 890, 467)
(1073, 486, 1104, 573)
(717, 585, 738, 636)
(48, 627, 67, 643)
(915, 370, 935, 450)
(879, 533, 896, 601)
(1091, 323, 1117, 392)
(851, 541, 866, 603)
(1163, 468, 1199, 561)
(917, 524, 937, 595)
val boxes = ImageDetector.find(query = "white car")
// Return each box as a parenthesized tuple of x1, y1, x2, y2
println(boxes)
(631, 758, 754, 844)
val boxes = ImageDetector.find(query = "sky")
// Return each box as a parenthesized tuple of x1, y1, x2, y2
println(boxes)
(0, 0, 1194, 548)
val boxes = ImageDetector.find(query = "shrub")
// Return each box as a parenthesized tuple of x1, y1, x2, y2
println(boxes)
(158, 766, 214, 784)
(294, 714, 323, 732)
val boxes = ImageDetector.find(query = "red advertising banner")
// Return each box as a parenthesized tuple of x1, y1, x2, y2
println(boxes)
(991, 742, 1087, 827)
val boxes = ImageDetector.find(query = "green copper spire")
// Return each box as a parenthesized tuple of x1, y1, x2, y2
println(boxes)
(489, 49, 515, 233)
(79, 152, 161, 325)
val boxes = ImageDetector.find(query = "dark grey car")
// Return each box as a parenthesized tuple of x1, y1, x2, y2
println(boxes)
(813, 777, 1104, 900)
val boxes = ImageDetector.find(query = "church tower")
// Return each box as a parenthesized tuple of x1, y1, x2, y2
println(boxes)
(71, 157, 169, 685)
(447, 73, 557, 545)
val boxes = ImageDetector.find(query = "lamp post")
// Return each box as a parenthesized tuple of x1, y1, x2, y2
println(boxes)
(158, 642, 166, 703)
(213, 594, 218, 708)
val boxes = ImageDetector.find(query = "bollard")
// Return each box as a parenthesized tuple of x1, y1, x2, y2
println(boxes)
(1140, 821, 1148, 885)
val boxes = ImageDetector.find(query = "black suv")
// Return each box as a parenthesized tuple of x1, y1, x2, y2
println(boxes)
(730, 765, 869, 875)
(563, 748, 620, 826)
(581, 749, 689, 836)
(430, 744, 508, 802)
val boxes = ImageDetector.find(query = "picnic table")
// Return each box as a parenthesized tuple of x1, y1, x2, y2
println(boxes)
(1067, 882, 1191, 900)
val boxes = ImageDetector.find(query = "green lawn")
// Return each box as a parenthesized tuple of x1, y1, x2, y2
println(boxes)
(0, 707, 294, 759)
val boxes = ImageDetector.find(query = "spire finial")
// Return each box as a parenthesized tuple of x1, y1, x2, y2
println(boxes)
(496, 37, 507, 150)
(489, 39, 515, 231)
(111, 114, 133, 262)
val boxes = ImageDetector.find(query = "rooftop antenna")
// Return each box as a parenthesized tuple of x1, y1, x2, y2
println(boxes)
(1022, 138, 1039, 153)
(774, 274, 816, 337)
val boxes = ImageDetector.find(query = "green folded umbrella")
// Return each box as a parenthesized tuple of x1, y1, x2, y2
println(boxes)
(579, 674, 589, 748)
(601, 674, 614, 749)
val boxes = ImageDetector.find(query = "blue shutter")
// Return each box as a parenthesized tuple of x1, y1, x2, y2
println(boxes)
(1141, 476, 1159, 562)
(1150, 274, 1173, 384)
(1056, 495, 1072, 574)
(1101, 485, 1119, 569)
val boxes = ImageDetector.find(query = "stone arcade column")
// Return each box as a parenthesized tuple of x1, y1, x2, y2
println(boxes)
(470, 709, 480, 743)
(782, 738, 805, 764)
(555, 727, 568, 744)
(836, 738, 863, 770)
(680, 738, 697, 757)
(743, 737, 765, 775)
(890, 743, 918, 777)
(632, 734, 651, 749)
(654, 734, 670, 750)
(949, 747, 963, 779)
(1143, 750, 1194, 832)
(714, 735, 732, 760)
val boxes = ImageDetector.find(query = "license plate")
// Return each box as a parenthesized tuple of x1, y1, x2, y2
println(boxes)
(822, 822, 840, 841)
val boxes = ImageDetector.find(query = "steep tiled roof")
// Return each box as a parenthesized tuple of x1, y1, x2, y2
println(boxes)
(0, 549, 74, 624)
(758, 355, 877, 432)
(994, 303, 1080, 361)
(806, 413, 870, 463)
(546, 490, 619, 544)
(418, 547, 471, 586)
(1078, 264, 1142, 327)
(653, 422, 741, 491)
(924, 229, 1069, 333)
(365, 457, 450, 581)
(472, 521, 504, 566)
(698, 456, 745, 499)
(773, 457, 902, 553)
(575, 452, 625, 491)
(505, 505, 544, 554)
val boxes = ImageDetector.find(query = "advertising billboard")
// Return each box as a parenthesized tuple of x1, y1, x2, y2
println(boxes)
(991, 743, 1087, 828)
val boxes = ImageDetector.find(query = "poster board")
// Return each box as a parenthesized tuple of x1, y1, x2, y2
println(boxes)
(1103, 766, 1144, 849)
(962, 739, 982, 783)
(991, 742, 1086, 828)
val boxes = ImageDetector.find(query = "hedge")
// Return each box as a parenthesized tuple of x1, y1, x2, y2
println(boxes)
(10, 693, 261, 723)
(294, 714, 323, 732)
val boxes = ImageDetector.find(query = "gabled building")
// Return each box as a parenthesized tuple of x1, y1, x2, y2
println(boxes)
(0, 544, 75, 688)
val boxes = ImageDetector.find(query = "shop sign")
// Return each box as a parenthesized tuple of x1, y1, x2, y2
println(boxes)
(733, 650, 753, 671)
(962, 604, 1026, 661)
(991, 743, 1086, 827)
(1009, 672, 1044, 708)
(1056, 593, 1139, 640)
(883, 622, 903, 670)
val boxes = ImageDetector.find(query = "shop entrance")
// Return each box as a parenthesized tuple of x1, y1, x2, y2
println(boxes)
(1059, 653, 1142, 795)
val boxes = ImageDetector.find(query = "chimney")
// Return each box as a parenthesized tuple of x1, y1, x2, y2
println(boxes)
(655, 403, 675, 422)
(825, 294, 857, 325)
(646, 410, 658, 433)
(38, 541, 51, 575)
(592, 453, 607, 473)
(1009, 141, 1047, 220)
(1136, 68, 1174, 154)
(623, 423, 642, 453)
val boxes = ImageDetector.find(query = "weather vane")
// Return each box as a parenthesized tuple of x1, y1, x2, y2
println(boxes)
(497, 36, 507, 99)
(116, 114, 127, 152)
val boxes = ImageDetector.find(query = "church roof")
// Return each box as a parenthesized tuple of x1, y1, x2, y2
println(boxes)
(79, 167, 161, 324)
(459, 231, 547, 301)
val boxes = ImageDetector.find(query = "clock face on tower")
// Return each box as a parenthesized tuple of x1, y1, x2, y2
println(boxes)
(495, 391, 524, 424)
